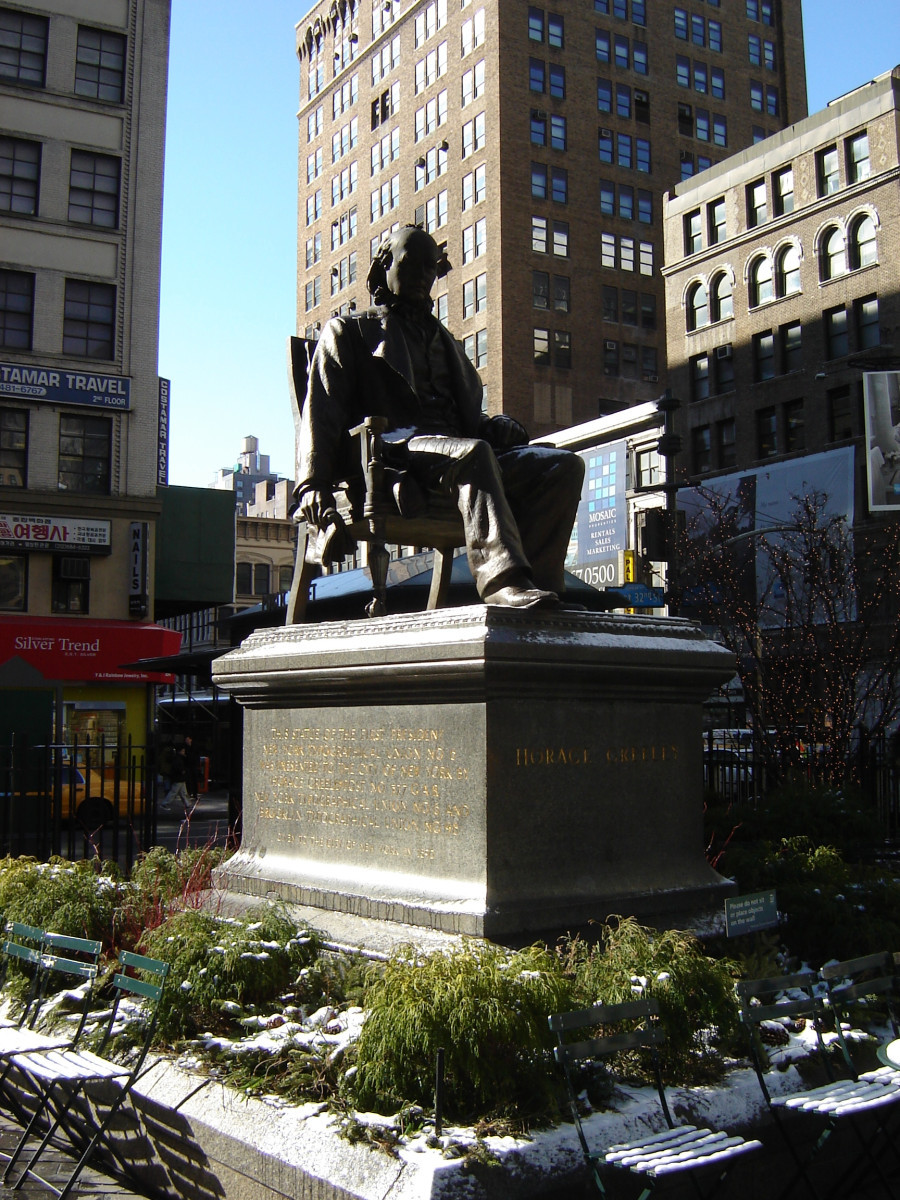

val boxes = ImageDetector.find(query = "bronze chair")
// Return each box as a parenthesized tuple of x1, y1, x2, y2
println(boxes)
(285, 335, 466, 622)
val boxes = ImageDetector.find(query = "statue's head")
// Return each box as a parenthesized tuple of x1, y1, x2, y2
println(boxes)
(366, 225, 452, 306)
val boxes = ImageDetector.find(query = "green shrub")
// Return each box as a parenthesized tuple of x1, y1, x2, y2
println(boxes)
(352, 941, 571, 1123)
(560, 916, 742, 1084)
(139, 903, 322, 1039)
(0, 856, 124, 947)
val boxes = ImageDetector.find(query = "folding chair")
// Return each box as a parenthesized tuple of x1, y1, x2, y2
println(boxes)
(2, 949, 168, 1200)
(549, 997, 761, 1200)
(0, 924, 45, 1032)
(819, 951, 900, 1082)
(736, 970, 900, 1200)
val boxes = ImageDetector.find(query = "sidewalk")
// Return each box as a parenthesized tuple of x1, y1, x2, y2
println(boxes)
(152, 788, 235, 854)
(0, 1107, 145, 1200)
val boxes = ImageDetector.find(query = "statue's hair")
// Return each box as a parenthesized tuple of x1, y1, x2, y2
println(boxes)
(366, 224, 452, 303)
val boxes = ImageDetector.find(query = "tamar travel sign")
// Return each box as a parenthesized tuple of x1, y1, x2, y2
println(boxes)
(0, 362, 130, 410)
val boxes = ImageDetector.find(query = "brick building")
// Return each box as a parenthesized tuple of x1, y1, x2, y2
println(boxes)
(662, 65, 900, 524)
(0, 0, 174, 747)
(294, 0, 806, 436)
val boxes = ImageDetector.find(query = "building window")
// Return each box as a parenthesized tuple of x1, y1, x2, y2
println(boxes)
(754, 330, 775, 381)
(0, 8, 48, 85)
(824, 305, 848, 359)
(711, 66, 724, 98)
(74, 26, 126, 102)
(603, 340, 618, 375)
(684, 209, 702, 255)
(552, 220, 568, 256)
(782, 321, 802, 373)
(597, 77, 612, 113)
(747, 178, 767, 226)
(68, 151, 120, 228)
(776, 243, 801, 296)
(0, 136, 40, 215)
(553, 275, 570, 312)
(847, 131, 870, 183)
(528, 7, 543, 40)
(687, 281, 708, 330)
(602, 285, 617, 322)
(817, 145, 840, 196)
(532, 215, 547, 253)
(533, 327, 550, 364)
(773, 166, 793, 215)
(530, 58, 545, 92)
(532, 270, 549, 309)
(0, 408, 27, 486)
(849, 214, 877, 269)
(710, 271, 732, 321)
(708, 197, 726, 244)
(58, 413, 111, 494)
(596, 29, 610, 61)
(855, 294, 880, 350)
(636, 446, 660, 488)
(462, 272, 487, 318)
(716, 419, 736, 468)
(51, 556, 90, 614)
(549, 64, 565, 98)
(550, 166, 567, 203)
(554, 330, 571, 368)
(641, 292, 656, 328)
(692, 425, 711, 473)
(820, 226, 847, 281)
(63, 280, 116, 359)
(749, 256, 773, 306)
(531, 112, 547, 145)
(678, 102, 693, 136)
(548, 12, 564, 47)
(784, 400, 805, 452)
(690, 353, 710, 401)
(550, 114, 566, 150)
(307, 107, 323, 141)
(756, 407, 777, 457)
(714, 345, 734, 393)
(0, 269, 34, 350)
(828, 385, 853, 441)
(0, 554, 26, 610)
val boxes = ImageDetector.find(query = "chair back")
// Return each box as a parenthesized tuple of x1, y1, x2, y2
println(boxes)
(819, 951, 900, 1075)
(735, 971, 829, 1100)
(1, 924, 45, 1025)
(98, 950, 169, 1070)
(37, 933, 102, 1039)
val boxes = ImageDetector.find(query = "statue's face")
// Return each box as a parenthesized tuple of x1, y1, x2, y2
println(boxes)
(385, 229, 440, 303)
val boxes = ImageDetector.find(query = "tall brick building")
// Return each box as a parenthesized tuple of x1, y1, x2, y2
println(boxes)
(294, 0, 806, 436)
(0, 0, 175, 748)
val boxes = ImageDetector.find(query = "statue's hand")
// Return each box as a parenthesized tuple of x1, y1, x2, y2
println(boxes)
(482, 414, 529, 450)
(298, 488, 337, 529)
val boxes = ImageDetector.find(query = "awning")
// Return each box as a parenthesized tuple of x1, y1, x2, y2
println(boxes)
(0, 615, 182, 684)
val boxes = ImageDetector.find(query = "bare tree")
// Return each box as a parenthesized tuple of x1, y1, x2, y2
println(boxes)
(680, 488, 900, 786)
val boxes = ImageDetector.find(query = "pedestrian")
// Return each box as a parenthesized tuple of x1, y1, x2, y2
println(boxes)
(183, 734, 199, 802)
(160, 746, 190, 816)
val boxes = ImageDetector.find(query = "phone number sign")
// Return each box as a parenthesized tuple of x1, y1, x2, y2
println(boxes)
(0, 514, 112, 553)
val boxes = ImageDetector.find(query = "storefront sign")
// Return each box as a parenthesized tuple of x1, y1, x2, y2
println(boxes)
(0, 362, 131, 410)
(568, 440, 628, 588)
(128, 522, 149, 617)
(157, 377, 170, 486)
(0, 513, 112, 554)
(0, 616, 181, 683)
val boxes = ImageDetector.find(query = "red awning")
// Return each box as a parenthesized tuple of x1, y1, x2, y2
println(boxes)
(0, 616, 182, 684)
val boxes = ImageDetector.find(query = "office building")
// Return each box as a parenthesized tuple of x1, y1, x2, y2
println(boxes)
(663, 66, 900, 521)
(210, 435, 290, 516)
(294, 0, 806, 435)
(0, 0, 173, 747)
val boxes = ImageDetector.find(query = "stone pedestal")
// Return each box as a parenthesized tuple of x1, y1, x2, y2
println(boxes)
(212, 607, 735, 942)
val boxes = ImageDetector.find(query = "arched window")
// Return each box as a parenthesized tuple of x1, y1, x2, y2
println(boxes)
(820, 226, 847, 280)
(710, 272, 733, 322)
(687, 281, 709, 330)
(749, 256, 773, 306)
(776, 244, 801, 296)
(849, 214, 877, 269)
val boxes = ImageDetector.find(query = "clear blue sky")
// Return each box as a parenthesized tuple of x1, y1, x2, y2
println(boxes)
(157, 0, 900, 488)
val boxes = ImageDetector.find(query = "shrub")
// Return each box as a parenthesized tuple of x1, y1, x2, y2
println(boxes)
(139, 903, 322, 1039)
(0, 856, 124, 947)
(352, 941, 571, 1124)
(559, 916, 742, 1084)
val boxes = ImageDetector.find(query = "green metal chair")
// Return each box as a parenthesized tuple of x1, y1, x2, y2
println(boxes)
(549, 997, 761, 1200)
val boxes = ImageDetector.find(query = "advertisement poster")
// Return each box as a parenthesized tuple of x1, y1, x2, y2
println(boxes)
(863, 371, 900, 511)
(567, 440, 627, 588)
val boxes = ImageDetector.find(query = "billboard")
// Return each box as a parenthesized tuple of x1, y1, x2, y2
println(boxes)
(566, 439, 628, 588)
(863, 371, 900, 511)
(0, 513, 111, 554)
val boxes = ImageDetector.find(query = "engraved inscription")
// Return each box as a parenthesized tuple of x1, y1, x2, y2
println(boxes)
(255, 723, 471, 854)
(515, 743, 680, 766)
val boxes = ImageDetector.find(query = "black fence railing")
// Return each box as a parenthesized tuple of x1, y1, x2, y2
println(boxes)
(0, 737, 156, 871)
(702, 729, 900, 840)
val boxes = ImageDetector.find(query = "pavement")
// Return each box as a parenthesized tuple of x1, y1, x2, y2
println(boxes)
(151, 789, 235, 855)
(0, 1106, 146, 1200)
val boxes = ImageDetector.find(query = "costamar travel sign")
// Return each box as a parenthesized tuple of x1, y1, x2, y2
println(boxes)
(0, 362, 131, 410)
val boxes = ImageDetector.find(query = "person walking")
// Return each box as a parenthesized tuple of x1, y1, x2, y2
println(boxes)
(160, 746, 190, 816)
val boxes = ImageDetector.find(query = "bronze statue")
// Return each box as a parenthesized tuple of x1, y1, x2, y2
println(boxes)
(295, 225, 584, 610)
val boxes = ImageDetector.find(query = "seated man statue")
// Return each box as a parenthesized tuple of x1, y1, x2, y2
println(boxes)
(295, 224, 585, 610)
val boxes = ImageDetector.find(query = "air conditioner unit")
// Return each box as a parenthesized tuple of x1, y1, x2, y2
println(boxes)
(534, 109, 548, 119)
(716, 344, 733, 359)
(643, 373, 659, 382)
(600, 127, 613, 139)
(605, 340, 617, 350)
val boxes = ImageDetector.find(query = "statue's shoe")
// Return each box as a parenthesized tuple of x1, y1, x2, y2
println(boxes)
(482, 585, 561, 610)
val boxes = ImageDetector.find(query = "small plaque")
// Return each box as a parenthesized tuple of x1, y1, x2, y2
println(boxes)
(725, 889, 778, 937)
